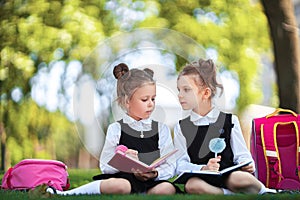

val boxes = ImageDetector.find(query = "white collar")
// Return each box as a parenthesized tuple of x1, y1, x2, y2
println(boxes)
(123, 114, 152, 126)
(190, 107, 220, 124)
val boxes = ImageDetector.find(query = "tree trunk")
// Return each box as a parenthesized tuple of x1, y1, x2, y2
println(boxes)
(0, 122, 6, 170)
(261, 0, 300, 113)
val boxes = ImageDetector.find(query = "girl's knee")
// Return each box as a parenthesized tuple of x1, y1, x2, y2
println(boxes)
(185, 178, 206, 194)
(101, 178, 131, 194)
(148, 182, 176, 195)
(228, 171, 253, 185)
(227, 171, 260, 192)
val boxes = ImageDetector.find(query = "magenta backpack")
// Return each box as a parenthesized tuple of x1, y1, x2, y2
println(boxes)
(1, 159, 70, 191)
(251, 108, 300, 190)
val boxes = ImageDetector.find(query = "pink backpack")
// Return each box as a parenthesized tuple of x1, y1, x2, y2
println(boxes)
(1, 159, 70, 191)
(251, 108, 300, 190)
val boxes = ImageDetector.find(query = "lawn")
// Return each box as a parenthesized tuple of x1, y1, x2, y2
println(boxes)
(0, 169, 300, 200)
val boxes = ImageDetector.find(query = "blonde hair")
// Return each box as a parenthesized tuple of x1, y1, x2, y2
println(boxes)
(113, 63, 155, 109)
(178, 59, 223, 98)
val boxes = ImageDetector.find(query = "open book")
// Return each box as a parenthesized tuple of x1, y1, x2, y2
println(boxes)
(174, 161, 252, 184)
(108, 149, 178, 173)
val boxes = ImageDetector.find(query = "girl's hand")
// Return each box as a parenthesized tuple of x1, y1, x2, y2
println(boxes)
(125, 149, 139, 160)
(133, 169, 158, 181)
(201, 156, 221, 171)
(241, 163, 255, 173)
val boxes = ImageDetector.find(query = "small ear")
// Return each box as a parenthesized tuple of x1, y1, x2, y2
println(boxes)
(203, 87, 212, 98)
(124, 96, 130, 109)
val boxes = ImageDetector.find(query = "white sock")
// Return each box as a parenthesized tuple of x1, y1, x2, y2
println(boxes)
(258, 182, 277, 194)
(47, 180, 102, 196)
(222, 188, 234, 195)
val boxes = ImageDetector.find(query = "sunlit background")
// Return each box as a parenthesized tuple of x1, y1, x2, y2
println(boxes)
(1, 0, 279, 169)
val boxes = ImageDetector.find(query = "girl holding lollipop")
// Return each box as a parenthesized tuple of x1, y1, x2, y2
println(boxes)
(174, 59, 274, 194)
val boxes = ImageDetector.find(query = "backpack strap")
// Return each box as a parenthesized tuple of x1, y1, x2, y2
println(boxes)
(5, 167, 13, 189)
(261, 121, 300, 188)
(260, 123, 280, 188)
(277, 122, 300, 182)
(291, 121, 300, 180)
(62, 178, 70, 191)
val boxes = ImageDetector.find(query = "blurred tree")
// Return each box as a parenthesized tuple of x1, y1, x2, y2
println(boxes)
(261, 0, 300, 113)
(0, 0, 109, 169)
(4, 99, 80, 165)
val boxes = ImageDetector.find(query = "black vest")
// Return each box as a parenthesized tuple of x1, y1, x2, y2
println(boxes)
(118, 120, 160, 165)
(179, 112, 234, 170)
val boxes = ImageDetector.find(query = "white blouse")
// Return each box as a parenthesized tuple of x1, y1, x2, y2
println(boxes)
(173, 107, 254, 175)
(100, 114, 176, 180)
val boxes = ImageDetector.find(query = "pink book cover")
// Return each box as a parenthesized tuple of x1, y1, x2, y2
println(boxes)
(108, 149, 178, 173)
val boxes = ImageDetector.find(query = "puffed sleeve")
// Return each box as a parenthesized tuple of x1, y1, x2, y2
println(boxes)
(100, 122, 121, 174)
(155, 122, 176, 180)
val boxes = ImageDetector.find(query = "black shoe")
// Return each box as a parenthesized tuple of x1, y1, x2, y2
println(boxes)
(263, 191, 277, 195)
(46, 186, 57, 194)
(277, 189, 300, 194)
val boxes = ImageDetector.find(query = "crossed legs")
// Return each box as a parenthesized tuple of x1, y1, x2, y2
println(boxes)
(185, 171, 263, 194)
(147, 182, 176, 194)
(226, 171, 262, 193)
(102, 178, 176, 195)
(185, 177, 224, 194)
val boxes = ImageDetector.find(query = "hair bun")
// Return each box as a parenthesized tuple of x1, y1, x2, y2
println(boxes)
(113, 63, 129, 79)
(143, 68, 154, 78)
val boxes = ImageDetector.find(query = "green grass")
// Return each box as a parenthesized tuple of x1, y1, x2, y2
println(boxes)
(1, 169, 300, 200)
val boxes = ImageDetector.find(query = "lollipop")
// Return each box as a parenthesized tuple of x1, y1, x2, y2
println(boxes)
(209, 138, 226, 157)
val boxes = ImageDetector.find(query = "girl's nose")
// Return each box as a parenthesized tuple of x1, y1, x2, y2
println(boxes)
(178, 92, 183, 99)
(148, 100, 155, 107)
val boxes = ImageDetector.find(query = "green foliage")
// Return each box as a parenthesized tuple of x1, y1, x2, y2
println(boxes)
(67, 168, 100, 188)
(153, 0, 271, 111)
(51, 118, 81, 162)
(2, 99, 78, 166)
(0, 0, 109, 168)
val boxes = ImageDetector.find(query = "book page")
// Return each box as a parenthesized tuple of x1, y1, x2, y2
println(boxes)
(150, 149, 178, 168)
(197, 161, 252, 175)
(220, 161, 252, 174)
(173, 160, 252, 184)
